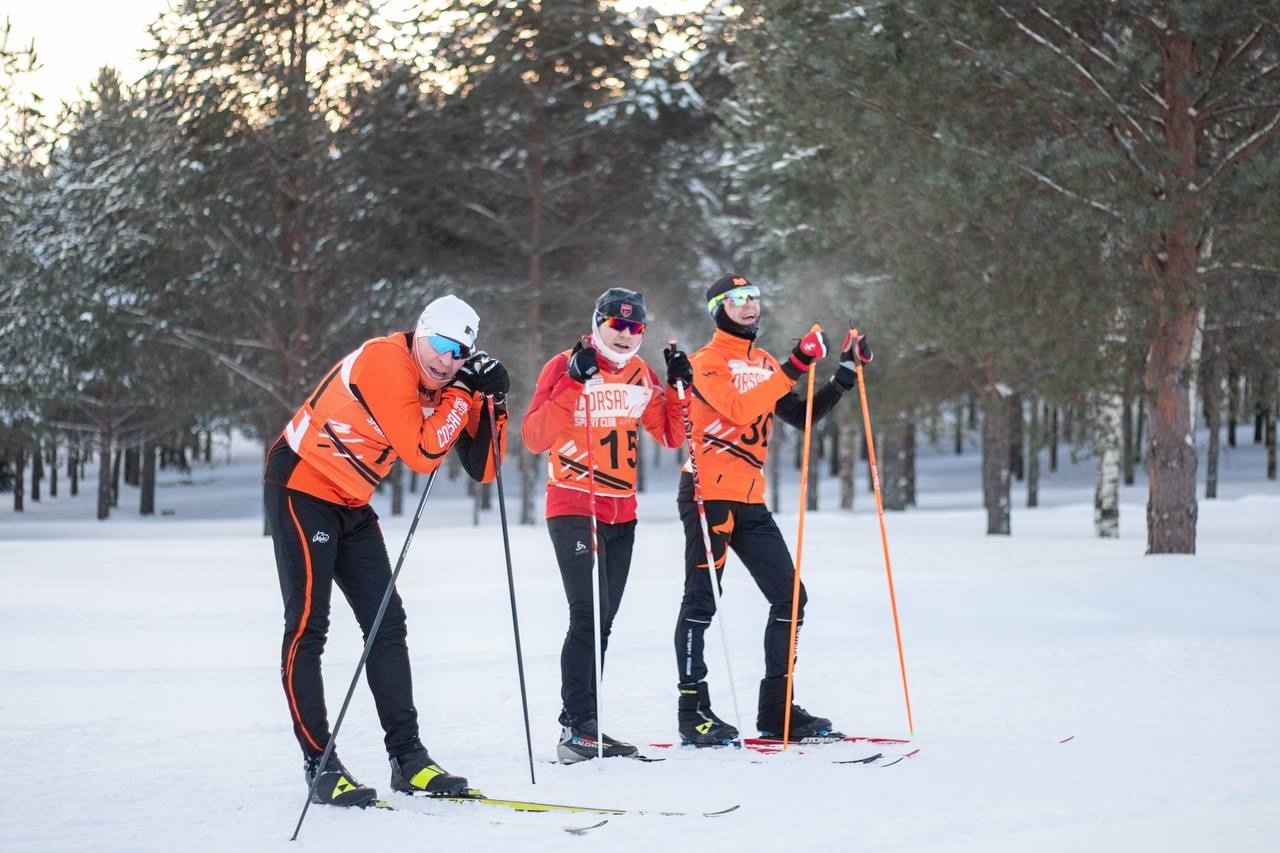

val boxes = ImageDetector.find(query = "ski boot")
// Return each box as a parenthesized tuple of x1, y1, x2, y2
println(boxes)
(756, 675, 845, 740)
(677, 681, 740, 747)
(557, 719, 639, 764)
(390, 747, 468, 796)
(304, 752, 378, 807)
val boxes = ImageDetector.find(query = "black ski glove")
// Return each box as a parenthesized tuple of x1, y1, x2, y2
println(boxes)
(567, 341, 600, 384)
(455, 351, 510, 403)
(663, 344, 693, 389)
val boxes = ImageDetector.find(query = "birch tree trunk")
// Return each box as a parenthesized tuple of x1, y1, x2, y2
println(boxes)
(1095, 393, 1123, 539)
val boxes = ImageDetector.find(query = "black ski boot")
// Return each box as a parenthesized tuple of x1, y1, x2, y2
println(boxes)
(389, 747, 468, 796)
(756, 675, 845, 740)
(304, 752, 378, 807)
(677, 681, 740, 747)
(557, 719, 639, 764)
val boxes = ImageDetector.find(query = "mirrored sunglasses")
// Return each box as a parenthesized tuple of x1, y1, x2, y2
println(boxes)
(602, 316, 646, 335)
(425, 332, 473, 360)
(708, 285, 761, 313)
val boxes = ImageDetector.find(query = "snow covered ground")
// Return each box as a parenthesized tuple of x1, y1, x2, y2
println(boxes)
(2, 432, 1278, 852)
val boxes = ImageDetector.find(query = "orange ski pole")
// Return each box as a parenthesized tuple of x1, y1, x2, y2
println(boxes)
(851, 327, 915, 735)
(782, 323, 821, 750)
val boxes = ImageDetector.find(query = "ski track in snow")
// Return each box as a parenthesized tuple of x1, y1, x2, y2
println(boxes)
(2, 436, 1278, 852)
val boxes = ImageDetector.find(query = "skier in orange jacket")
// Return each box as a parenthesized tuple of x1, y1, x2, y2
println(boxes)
(264, 294, 508, 806)
(521, 288, 688, 763)
(673, 275, 872, 746)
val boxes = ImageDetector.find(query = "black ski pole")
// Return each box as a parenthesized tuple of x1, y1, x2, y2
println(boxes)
(487, 394, 536, 784)
(290, 468, 440, 841)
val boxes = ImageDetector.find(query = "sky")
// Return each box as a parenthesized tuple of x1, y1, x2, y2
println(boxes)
(5, 1, 706, 112)
(4, 2, 165, 109)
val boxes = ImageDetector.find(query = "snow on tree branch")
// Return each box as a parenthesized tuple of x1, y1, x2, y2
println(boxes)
(1191, 106, 1280, 194)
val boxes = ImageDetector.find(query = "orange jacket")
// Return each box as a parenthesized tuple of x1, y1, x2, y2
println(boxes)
(521, 344, 683, 523)
(269, 331, 506, 506)
(682, 330, 798, 504)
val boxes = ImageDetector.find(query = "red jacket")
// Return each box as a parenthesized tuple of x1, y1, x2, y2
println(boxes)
(521, 344, 683, 523)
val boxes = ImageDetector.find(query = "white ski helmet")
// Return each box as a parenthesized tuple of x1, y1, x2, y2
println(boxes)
(412, 295, 480, 379)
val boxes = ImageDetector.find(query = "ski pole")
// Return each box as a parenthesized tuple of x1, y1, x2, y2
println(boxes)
(673, 347, 746, 748)
(581, 381, 606, 760)
(851, 326, 914, 735)
(782, 324, 821, 751)
(291, 468, 439, 841)
(487, 394, 536, 784)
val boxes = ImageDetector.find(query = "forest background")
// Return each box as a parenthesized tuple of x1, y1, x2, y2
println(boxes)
(2, 1, 1278, 553)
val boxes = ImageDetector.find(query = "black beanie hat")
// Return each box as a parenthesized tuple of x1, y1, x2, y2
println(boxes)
(705, 274, 752, 314)
(705, 273, 759, 340)
(594, 287, 647, 325)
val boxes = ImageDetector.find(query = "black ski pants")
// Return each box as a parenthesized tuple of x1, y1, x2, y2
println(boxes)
(265, 484, 420, 760)
(548, 514, 635, 727)
(674, 498, 807, 686)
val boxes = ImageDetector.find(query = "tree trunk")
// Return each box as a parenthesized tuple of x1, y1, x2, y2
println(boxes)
(1027, 395, 1040, 508)
(1095, 392, 1123, 538)
(519, 449, 538, 525)
(390, 461, 404, 516)
(635, 429, 647, 492)
(1204, 337, 1221, 500)
(1142, 293, 1199, 553)
(880, 415, 908, 512)
(903, 413, 917, 507)
(125, 445, 140, 487)
(864, 432, 874, 494)
(1008, 393, 1024, 482)
(140, 438, 157, 515)
(97, 434, 112, 520)
(69, 442, 79, 497)
(13, 447, 25, 512)
(480, 480, 492, 511)
(828, 415, 840, 478)
(31, 446, 42, 502)
(1122, 396, 1135, 486)
(1142, 28, 1207, 555)
(954, 401, 964, 455)
(1266, 374, 1277, 481)
(110, 448, 123, 508)
(839, 413, 857, 510)
(770, 423, 784, 513)
(48, 440, 58, 499)
(203, 430, 213, 463)
(1226, 368, 1238, 448)
(806, 451, 819, 511)
(981, 392, 1011, 535)
(1049, 406, 1059, 473)
(1134, 404, 1145, 466)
